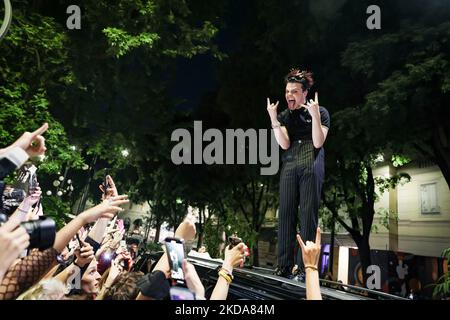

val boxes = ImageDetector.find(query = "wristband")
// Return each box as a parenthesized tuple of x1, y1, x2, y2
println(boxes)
(218, 268, 234, 284)
(305, 265, 318, 271)
(271, 122, 281, 129)
(220, 266, 233, 275)
(218, 270, 232, 283)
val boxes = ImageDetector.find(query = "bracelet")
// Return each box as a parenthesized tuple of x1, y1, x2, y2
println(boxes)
(305, 265, 318, 271)
(218, 270, 233, 284)
(271, 122, 281, 129)
(216, 266, 234, 277)
(220, 266, 233, 275)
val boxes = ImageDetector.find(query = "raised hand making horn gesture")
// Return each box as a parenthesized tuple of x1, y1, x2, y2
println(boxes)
(302, 92, 321, 121)
(266, 97, 280, 122)
(296, 227, 321, 271)
(296, 227, 322, 300)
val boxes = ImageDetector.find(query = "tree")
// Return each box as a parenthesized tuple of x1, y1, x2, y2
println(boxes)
(319, 10, 450, 286)
(322, 106, 410, 284)
(0, 8, 85, 225)
(342, 22, 450, 188)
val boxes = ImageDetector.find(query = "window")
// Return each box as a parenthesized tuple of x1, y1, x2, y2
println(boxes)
(420, 183, 440, 214)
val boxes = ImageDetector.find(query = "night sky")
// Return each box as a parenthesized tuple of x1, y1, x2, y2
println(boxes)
(170, 1, 250, 111)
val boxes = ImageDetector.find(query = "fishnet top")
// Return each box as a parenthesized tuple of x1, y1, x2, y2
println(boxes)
(0, 248, 58, 300)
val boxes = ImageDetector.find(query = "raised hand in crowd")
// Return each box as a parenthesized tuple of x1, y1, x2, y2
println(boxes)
(10, 185, 42, 222)
(53, 240, 95, 287)
(136, 219, 196, 300)
(224, 242, 248, 271)
(0, 218, 30, 283)
(210, 242, 248, 300)
(53, 195, 129, 253)
(79, 195, 129, 224)
(99, 175, 119, 200)
(88, 176, 125, 245)
(25, 185, 42, 207)
(74, 241, 95, 269)
(157, 218, 196, 277)
(2, 123, 48, 157)
(296, 227, 322, 300)
(182, 259, 205, 300)
(175, 218, 196, 241)
(296, 227, 321, 272)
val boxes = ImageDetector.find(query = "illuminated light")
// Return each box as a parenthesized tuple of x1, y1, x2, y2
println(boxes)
(121, 149, 130, 157)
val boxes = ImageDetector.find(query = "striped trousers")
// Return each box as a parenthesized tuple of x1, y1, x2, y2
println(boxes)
(277, 140, 325, 271)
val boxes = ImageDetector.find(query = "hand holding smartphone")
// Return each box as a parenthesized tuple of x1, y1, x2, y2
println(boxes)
(170, 286, 195, 300)
(165, 237, 185, 283)
(228, 235, 242, 250)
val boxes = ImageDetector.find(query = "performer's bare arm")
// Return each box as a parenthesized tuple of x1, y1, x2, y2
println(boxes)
(267, 98, 290, 150)
(303, 92, 328, 149)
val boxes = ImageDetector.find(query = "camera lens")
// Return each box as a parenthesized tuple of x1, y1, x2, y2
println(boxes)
(21, 217, 56, 249)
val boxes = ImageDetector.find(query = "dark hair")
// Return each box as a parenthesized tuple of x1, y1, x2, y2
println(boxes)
(284, 68, 314, 90)
(103, 271, 144, 300)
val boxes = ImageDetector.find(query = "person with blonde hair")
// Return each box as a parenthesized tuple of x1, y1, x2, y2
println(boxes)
(17, 279, 66, 300)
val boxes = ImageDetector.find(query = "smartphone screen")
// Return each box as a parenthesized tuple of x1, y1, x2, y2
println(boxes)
(170, 286, 195, 300)
(165, 237, 185, 282)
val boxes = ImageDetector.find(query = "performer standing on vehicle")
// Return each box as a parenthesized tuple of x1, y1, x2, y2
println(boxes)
(267, 69, 330, 280)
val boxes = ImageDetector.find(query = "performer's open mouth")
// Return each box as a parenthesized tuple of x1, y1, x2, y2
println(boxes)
(287, 99, 296, 109)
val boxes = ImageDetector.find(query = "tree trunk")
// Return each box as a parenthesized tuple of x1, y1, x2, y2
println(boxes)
(154, 222, 161, 244)
(197, 208, 204, 249)
(252, 241, 260, 267)
(356, 237, 372, 288)
(252, 216, 261, 267)
(76, 154, 97, 213)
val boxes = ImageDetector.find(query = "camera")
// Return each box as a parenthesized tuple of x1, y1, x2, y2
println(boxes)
(0, 213, 56, 250)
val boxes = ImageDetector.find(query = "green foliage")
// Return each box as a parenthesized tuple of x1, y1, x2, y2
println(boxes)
(41, 195, 72, 230)
(203, 218, 224, 259)
(374, 172, 411, 195)
(2, 0, 450, 274)
(391, 155, 411, 168)
(145, 241, 163, 253)
(373, 208, 398, 233)
(223, 213, 258, 264)
(432, 247, 450, 299)
(0, 8, 86, 218)
(203, 210, 258, 264)
(103, 28, 160, 58)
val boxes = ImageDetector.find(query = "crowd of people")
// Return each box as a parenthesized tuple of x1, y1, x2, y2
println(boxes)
(0, 123, 323, 300)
